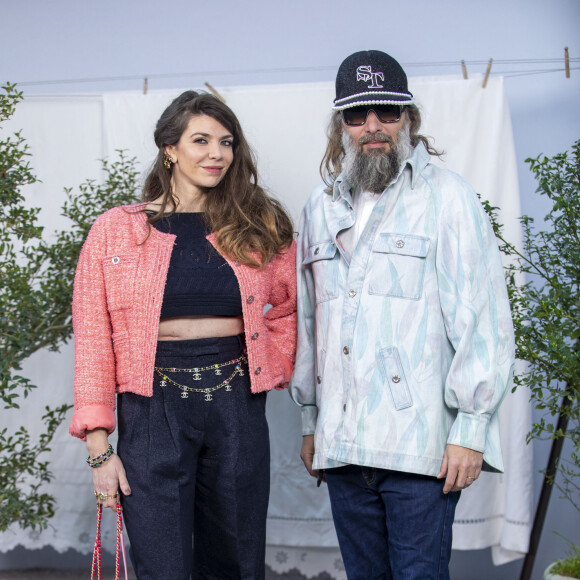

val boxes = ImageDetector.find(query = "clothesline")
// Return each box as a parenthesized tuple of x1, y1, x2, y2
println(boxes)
(13, 55, 578, 89)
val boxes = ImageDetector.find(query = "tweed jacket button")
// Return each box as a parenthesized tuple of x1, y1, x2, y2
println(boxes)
(247, 295, 255, 304)
(255, 367, 262, 375)
(392, 375, 401, 383)
(343, 346, 349, 355)
(111, 256, 120, 264)
(251, 332, 259, 340)
(348, 289, 356, 298)
(314, 247, 320, 255)
(317, 376, 322, 384)
(396, 239, 405, 248)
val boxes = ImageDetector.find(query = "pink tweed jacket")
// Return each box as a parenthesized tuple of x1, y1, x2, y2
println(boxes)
(69, 204, 297, 440)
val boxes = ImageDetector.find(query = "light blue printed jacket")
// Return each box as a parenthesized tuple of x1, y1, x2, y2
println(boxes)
(289, 143, 515, 477)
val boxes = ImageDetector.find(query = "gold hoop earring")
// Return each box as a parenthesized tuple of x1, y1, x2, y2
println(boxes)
(163, 155, 173, 170)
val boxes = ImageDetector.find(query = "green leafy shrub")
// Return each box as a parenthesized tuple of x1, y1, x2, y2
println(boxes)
(0, 83, 139, 531)
(483, 140, 580, 577)
(483, 140, 580, 511)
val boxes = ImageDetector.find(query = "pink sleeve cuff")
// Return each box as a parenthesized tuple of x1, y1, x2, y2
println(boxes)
(276, 354, 294, 390)
(69, 405, 117, 441)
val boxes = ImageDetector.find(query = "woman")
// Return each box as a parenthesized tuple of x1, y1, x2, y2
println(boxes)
(69, 90, 297, 579)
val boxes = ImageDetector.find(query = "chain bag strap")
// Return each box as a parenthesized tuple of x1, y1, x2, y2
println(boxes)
(91, 501, 128, 580)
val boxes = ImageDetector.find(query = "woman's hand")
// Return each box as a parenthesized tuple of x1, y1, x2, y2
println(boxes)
(86, 429, 131, 510)
(91, 454, 131, 510)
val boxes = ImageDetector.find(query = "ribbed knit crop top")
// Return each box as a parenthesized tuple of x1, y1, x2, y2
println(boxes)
(153, 213, 242, 318)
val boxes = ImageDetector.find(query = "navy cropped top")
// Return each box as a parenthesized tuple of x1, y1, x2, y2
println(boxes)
(153, 213, 243, 318)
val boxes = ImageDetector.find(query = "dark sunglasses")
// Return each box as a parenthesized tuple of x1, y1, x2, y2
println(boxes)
(342, 104, 404, 126)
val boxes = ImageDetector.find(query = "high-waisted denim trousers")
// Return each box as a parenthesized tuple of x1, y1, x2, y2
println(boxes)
(117, 335, 270, 580)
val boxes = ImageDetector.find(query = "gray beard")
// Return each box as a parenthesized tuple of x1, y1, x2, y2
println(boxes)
(342, 123, 412, 194)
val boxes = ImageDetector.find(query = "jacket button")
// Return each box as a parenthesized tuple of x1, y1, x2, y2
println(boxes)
(255, 367, 261, 375)
(348, 289, 356, 298)
(111, 256, 120, 264)
(314, 247, 320, 255)
(247, 295, 255, 304)
(392, 375, 401, 383)
(396, 239, 405, 248)
(251, 332, 259, 340)
(317, 376, 321, 384)
(343, 346, 349, 355)
(343, 404, 347, 412)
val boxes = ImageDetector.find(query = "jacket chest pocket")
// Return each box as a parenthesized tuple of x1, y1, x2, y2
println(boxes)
(303, 241, 339, 303)
(102, 254, 139, 311)
(369, 233, 430, 301)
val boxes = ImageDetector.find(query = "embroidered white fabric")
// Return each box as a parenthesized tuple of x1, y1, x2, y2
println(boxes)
(266, 546, 346, 579)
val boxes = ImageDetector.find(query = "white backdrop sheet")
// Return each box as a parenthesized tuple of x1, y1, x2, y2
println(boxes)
(0, 77, 532, 574)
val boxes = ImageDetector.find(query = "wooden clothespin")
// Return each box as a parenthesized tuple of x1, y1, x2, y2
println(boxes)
(143, 77, 148, 95)
(482, 58, 493, 88)
(204, 82, 226, 103)
(565, 46, 570, 78)
(461, 60, 468, 80)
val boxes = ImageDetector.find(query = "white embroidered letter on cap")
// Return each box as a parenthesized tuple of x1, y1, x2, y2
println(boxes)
(356, 65, 384, 88)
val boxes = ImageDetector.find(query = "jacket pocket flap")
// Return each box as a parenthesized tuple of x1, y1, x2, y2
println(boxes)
(102, 254, 139, 310)
(303, 241, 338, 264)
(102, 254, 139, 269)
(378, 346, 413, 410)
(373, 233, 430, 258)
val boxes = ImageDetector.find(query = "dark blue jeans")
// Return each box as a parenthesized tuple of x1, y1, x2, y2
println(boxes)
(325, 465, 460, 580)
(117, 336, 270, 580)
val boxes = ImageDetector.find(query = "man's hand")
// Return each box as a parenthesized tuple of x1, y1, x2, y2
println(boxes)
(300, 434, 318, 478)
(437, 444, 483, 493)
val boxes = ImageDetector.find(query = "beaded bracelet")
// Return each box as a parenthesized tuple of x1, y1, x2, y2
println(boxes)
(86, 444, 114, 468)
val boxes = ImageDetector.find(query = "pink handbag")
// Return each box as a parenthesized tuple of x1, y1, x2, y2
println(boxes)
(91, 501, 128, 580)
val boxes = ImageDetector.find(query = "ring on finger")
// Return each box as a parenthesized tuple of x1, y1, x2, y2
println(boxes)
(94, 491, 119, 502)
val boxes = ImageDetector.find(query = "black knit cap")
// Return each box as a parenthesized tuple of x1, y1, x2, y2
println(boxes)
(333, 50, 414, 110)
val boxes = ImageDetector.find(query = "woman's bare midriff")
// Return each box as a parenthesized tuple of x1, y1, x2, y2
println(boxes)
(158, 315, 244, 341)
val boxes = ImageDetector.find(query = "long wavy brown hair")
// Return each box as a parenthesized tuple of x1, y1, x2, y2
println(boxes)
(319, 104, 443, 192)
(141, 91, 293, 267)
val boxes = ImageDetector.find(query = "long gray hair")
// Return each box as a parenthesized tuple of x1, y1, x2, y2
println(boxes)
(319, 104, 443, 191)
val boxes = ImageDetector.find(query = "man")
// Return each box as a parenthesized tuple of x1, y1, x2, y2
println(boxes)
(289, 50, 515, 580)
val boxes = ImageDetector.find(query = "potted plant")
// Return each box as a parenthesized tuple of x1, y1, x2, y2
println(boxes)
(483, 139, 580, 579)
(544, 542, 580, 579)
